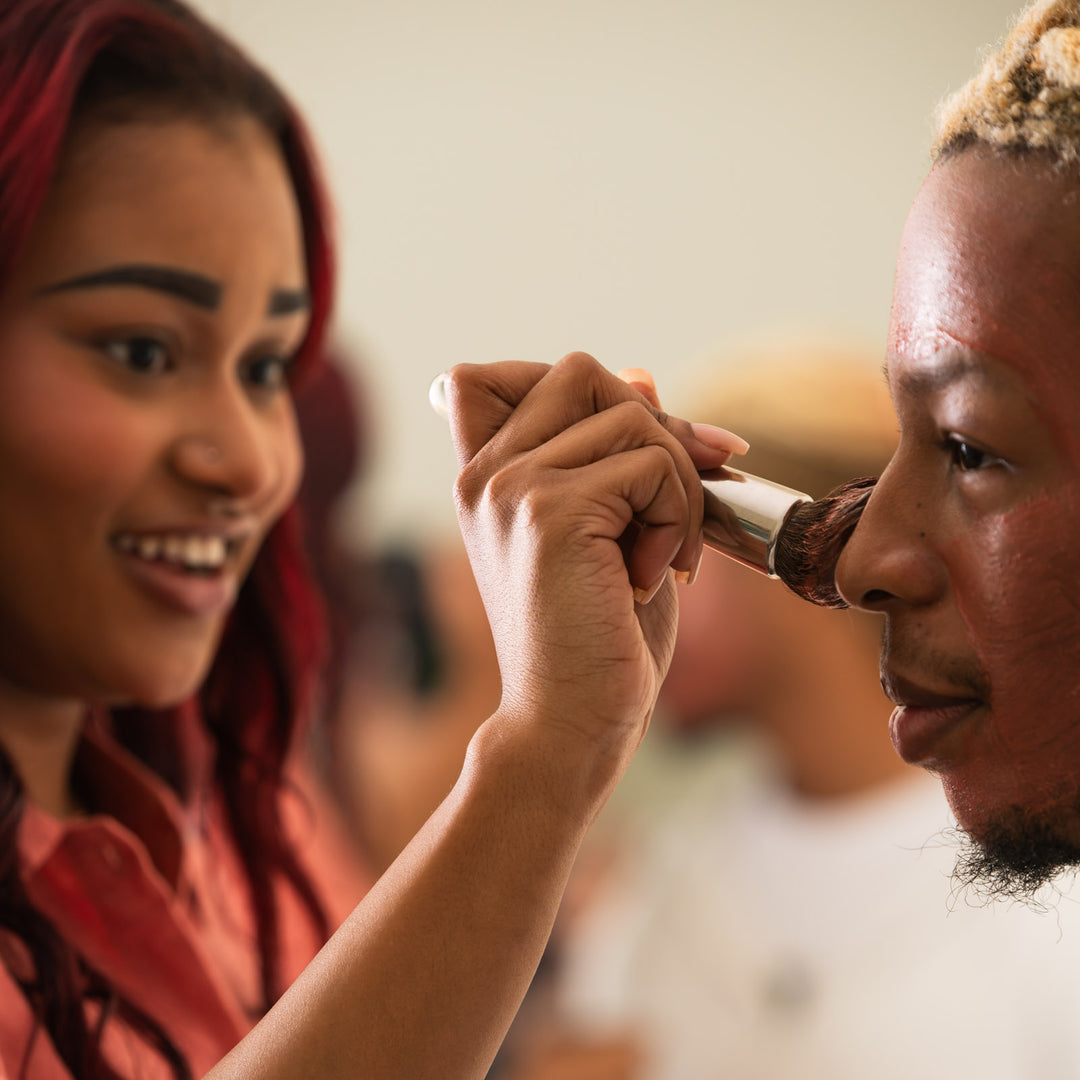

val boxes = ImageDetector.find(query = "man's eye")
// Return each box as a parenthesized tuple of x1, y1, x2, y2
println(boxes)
(103, 336, 170, 375)
(243, 354, 293, 391)
(946, 437, 1004, 472)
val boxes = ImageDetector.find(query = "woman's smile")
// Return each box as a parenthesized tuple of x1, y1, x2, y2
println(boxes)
(110, 522, 255, 617)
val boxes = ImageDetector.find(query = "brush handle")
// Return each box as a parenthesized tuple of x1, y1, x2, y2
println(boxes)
(428, 373, 809, 578)
(701, 468, 810, 577)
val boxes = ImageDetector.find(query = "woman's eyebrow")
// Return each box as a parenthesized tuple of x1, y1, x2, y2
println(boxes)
(37, 263, 222, 308)
(37, 263, 309, 316)
(268, 287, 309, 316)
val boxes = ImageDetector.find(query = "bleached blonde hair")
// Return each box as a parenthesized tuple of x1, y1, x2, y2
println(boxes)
(934, 0, 1080, 161)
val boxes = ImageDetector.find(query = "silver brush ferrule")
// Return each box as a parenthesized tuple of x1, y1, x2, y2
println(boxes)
(701, 467, 811, 577)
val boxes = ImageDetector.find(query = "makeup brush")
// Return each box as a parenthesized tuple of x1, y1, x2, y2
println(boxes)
(697, 468, 874, 608)
(428, 374, 875, 609)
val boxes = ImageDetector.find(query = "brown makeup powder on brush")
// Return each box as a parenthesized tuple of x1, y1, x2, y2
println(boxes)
(701, 468, 876, 609)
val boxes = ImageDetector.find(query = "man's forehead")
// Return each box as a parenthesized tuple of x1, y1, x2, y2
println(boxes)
(891, 150, 1080, 406)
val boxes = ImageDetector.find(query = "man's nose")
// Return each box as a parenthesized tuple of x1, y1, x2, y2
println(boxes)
(834, 457, 947, 612)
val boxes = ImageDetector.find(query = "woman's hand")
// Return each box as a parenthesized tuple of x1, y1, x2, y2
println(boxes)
(442, 352, 745, 788)
(210, 355, 746, 1080)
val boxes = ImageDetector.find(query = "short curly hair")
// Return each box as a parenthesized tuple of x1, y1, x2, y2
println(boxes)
(934, 0, 1080, 162)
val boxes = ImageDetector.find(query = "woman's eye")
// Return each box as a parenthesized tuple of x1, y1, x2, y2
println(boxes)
(103, 336, 170, 375)
(243, 354, 293, 391)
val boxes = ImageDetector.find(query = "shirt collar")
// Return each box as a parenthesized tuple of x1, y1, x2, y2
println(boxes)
(19, 712, 197, 891)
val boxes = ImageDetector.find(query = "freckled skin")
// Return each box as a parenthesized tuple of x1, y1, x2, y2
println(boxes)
(836, 146, 1080, 846)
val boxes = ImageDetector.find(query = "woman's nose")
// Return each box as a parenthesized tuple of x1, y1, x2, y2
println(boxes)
(170, 385, 290, 507)
(834, 457, 947, 612)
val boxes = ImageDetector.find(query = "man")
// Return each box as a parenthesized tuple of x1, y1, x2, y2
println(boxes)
(451, 2, 1080, 908)
(833, 3, 1080, 897)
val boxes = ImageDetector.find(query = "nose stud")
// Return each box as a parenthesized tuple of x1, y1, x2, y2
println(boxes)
(180, 436, 221, 464)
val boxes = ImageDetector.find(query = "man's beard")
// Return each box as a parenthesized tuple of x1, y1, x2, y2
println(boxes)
(951, 802, 1080, 905)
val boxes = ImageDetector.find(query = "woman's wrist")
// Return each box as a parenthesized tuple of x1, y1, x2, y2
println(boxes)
(459, 706, 634, 840)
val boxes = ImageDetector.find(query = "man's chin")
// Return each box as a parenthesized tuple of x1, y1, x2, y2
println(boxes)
(950, 801, 1080, 905)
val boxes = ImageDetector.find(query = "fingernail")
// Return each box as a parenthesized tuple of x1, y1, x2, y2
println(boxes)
(691, 422, 749, 455)
(688, 539, 704, 585)
(674, 539, 704, 586)
(617, 367, 657, 392)
(428, 373, 449, 419)
(633, 570, 668, 605)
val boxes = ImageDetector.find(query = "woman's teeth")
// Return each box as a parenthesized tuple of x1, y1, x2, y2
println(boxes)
(115, 532, 228, 571)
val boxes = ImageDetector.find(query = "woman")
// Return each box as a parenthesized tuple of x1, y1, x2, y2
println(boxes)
(0, 2, 736, 1077)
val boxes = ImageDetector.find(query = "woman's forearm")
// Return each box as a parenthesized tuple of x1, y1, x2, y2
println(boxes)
(204, 713, 616, 1080)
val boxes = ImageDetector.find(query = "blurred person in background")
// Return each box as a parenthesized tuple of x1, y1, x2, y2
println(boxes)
(294, 346, 503, 876)
(535, 348, 1080, 1080)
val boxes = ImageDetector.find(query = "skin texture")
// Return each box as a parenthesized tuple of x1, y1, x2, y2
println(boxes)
(0, 115, 309, 817)
(835, 145, 1080, 851)
(444, 355, 736, 755)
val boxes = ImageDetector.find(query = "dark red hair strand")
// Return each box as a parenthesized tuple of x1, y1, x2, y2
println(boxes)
(0, 0, 336, 1075)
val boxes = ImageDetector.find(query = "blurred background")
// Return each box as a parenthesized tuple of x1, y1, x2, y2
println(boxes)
(192, 0, 1019, 547)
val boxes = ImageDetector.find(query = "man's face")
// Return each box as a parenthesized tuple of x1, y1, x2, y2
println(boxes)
(835, 146, 1080, 887)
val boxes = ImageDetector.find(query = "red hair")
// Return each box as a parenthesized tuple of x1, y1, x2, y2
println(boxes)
(0, 1, 336, 1075)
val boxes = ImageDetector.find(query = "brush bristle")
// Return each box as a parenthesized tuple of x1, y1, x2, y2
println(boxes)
(772, 477, 877, 608)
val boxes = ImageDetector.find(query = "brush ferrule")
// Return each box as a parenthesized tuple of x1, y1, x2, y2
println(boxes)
(700, 467, 811, 577)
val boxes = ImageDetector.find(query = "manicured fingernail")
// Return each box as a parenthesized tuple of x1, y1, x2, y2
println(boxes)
(691, 422, 749, 455)
(674, 539, 704, 586)
(633, 570, 668, 605)
(617, 367, 657, 392)
(429, 373, 449, 418)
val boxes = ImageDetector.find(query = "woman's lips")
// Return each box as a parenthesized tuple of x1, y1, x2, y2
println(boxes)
(116, 548, 238, 617)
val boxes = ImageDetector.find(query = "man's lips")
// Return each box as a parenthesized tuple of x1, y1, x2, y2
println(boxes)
(882, 671, 985, 766)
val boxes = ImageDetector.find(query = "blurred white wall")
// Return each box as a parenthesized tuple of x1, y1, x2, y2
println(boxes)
(190, 0, 1022, 544)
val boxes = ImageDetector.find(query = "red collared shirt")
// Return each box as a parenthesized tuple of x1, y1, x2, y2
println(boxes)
(0, 722, 370, 1079)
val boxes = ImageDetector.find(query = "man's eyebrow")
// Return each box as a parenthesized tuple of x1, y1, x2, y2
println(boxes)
(36, 264, 223, 309)
(887, 350, 995, 395)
